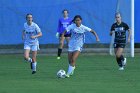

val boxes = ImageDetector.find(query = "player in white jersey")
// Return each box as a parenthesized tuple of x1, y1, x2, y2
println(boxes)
(61, 15, 100, 77)
(22, 14, 42, 74)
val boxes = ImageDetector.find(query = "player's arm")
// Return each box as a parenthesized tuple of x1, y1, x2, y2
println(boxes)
(125, 23, 131, 43)
(31, 32, 42, 39)
(127, 29, 131, 43)
(22, 30, 25, 40)
(61, 24, 72, 38)
(110, 30, 115, 36)
(110, 24, 115, 36)
(56, 19, 61, 38)
(90, 29, 100, 42)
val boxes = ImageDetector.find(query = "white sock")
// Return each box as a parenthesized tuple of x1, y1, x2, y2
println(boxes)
(32, 62, 37, 71)
(67, 64, 75, 75)
(27, 57, 32, 63)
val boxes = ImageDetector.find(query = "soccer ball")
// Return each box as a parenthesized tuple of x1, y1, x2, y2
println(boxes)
(57, 69, 66, 78)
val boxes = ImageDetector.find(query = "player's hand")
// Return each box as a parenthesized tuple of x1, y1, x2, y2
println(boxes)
(110, 31, 115, 36)
(31, 36, 36, 39)
(56, 32, 59, 38)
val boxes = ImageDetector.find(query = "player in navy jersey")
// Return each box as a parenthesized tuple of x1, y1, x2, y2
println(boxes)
(110, 12, 131, 70)
(22, 14, 42, 74)
(56, 9, 72, 59)
(62, 15, 100, 77)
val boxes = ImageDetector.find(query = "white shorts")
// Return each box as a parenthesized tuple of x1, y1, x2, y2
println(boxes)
(68, 45, 83, 52)
(24, 44, 40, 51)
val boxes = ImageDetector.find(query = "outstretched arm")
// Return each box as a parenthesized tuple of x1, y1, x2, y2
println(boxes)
(90, 29, 100, 42)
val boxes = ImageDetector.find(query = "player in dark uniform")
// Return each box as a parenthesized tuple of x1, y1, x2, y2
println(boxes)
(110, 12, 131, 70)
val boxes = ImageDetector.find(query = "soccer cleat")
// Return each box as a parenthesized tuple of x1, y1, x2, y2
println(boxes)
(32, 71, 36, 74)
(57, 57, 61, 60)
(65, 74, 70, 78)
(122, 58, 127, 66)
(24, 58, 32, 63)
(29, 58, 32, 63)
(118, 67, 124, 71)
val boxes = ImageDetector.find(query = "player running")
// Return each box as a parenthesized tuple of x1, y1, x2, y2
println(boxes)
(22, 14, 42, 74)
(110, 12, 131, 70)
(56, 9, 72, 60)
(61, 15, 100, 77)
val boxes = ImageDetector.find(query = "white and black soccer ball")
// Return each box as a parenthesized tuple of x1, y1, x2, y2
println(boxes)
(57, 69, 66, 78)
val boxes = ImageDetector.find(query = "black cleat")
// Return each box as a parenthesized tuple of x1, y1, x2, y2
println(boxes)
(32, 71, 36, 74)
(30, 62, 33, 70)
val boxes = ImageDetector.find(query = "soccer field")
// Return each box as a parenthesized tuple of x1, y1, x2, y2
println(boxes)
(0, 54, 140, 93)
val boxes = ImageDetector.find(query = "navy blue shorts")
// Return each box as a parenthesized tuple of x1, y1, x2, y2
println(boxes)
(59, 34, 71, 37)
(114, 43, 125, 48)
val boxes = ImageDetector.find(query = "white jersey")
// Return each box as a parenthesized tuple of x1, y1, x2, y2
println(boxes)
(66, 24, 91, 51)
(23, 22, 41, 45)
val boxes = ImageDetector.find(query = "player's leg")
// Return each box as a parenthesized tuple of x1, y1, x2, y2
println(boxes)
(65, 35, 71, 46)
(57, 35, 65, 59)
(114, 44, 123, 70)
(66, 52, 73, 77)
(31, 51, 37, 74)
(120, 44, 126, 66)
(66, 51, 80, 77)
(68, 52, 73, 64)
(71, 51, 80, 66)
(115, 48, 124, 70)
(114, 48, 120, 66)
(31, 45, 38, 74)
(24, 44, 32, 63)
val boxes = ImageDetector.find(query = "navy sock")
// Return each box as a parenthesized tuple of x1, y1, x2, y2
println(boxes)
(58, 48, 62, 57)
(120, 55, 124, 61)
(116, 57, 123, 67)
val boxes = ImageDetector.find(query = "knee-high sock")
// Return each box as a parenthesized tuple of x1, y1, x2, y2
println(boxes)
(67, 64, 75, 75)
(57, 48, 62, 57)
(120, 55, 124, 62)
(116, 57, 123, 67)
(32, 62, 37, 71)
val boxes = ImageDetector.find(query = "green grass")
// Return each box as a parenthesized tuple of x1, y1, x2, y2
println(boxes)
(0, 54, 140, 93)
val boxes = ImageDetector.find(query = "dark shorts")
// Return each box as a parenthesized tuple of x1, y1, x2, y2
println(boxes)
(114, 43, 126, 48)
(59, 34, 71, 37)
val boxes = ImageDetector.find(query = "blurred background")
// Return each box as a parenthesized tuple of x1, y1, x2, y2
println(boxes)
(0, 0, 139, 55)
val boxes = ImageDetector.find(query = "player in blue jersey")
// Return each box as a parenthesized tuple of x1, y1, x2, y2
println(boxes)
(22, 14, 42, 74)
(61, 15, 100, 77)
(56, 9, 72, 59)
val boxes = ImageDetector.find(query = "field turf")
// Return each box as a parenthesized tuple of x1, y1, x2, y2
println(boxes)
(0, 54, 140, 93)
